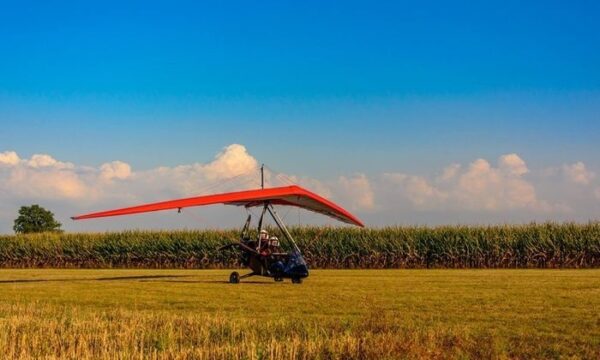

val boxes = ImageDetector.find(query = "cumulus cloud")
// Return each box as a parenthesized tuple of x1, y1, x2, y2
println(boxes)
(563, 162, 595, 185)
(384, 173, 446, 208)
(15, 168, 88, 199)
(437, 163, 461, 182)
(100, 161, 132, 181)
(0, 157, 87, 200)
(0, 151, 20, 166)
(0, 145, 597, 232)
(277, 174, 332, 199)
(131, 144, 261, 197)
(383, 154, 560, 212)
(337, 174, 375, 211)
(499, 153, 528, 176)
(0, 144, 367, 232)
(0, 144, 260, 205)
(27, 154, 74, 169)
(457, 157, 537, 210)
(202, 144, 258, 180)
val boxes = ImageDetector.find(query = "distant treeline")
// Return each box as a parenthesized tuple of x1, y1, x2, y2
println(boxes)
(0, 223, 598, 268)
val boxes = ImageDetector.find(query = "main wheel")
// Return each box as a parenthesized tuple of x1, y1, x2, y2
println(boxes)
(274, 276, 284, 282)
(229, 271, 240, 284)
(291, 277, 302, 284)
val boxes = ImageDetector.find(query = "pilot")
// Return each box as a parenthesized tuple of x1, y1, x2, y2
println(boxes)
(259, 230, 271, 256)
(259, 229, 269, 242)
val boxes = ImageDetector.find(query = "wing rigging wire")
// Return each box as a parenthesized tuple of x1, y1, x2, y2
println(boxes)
(264, 165, 309, 227)
(191, 170, 260, 196)
(174, 168, 262, 223)
(263, 165, 297, 187)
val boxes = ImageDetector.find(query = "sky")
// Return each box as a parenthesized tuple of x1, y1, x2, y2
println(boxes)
(0, 1, 599, 233)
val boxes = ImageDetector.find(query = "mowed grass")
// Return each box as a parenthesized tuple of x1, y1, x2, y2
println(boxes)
(0, 270, 598, 359)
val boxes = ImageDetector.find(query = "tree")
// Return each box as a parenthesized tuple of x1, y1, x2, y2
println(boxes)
(13, 205, 62, 234)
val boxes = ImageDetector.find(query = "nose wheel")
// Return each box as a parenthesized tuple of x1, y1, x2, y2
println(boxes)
(229, 271, 240, 284)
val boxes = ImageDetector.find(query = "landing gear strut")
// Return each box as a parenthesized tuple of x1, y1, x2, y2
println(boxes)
(229, 271, 257, 283)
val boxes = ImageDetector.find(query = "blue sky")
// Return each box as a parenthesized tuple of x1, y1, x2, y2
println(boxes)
(0, 1, 599, 232)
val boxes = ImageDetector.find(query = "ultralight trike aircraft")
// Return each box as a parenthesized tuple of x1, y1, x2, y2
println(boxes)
(72, 166, 364, 284)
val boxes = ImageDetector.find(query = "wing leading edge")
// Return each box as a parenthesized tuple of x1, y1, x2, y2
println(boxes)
(72, 185, 364, 227)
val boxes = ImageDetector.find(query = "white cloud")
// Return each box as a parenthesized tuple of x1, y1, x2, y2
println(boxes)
(563, 162, 595, 185)
(131, 144, 261, 197)
(0, 144, 259, 205)
(279, 174, 332, 199)
(456, 156, 538, 210)
(384, 173, 446, 208)
(100, 161, 132, 181)
(0, 145, 369, 232)
(499, 153, 528, 176)
(201, 144, 258, 181)
(2, 164, 88, 200)
(27, 154, 74, 169)
(0, 151, 20, 166)
(0, 153, 86, 201)
(0, 146, 597, 232)
(337, 174, 375, 211)
(437, 163, 461, 182)
(383, 154, 559, 212)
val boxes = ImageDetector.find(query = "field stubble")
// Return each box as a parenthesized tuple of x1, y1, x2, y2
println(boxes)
(0, 269, 598, 359)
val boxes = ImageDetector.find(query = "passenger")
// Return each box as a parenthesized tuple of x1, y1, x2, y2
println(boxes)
(269, 236, 282, 254)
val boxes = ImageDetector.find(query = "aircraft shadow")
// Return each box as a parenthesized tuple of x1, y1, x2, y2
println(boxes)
(96, 275, 192, 281)
(140, 279, 277, 285)
(0, 274, 192, 284)
(0, 274, 287, 285)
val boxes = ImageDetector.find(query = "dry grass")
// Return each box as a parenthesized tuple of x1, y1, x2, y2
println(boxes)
(0, 269, 598, 359)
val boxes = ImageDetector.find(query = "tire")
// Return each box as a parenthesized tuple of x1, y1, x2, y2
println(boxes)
(291, 277, 302, 284)
(229, 271, 240, 284)
(274, 276, 283, 282)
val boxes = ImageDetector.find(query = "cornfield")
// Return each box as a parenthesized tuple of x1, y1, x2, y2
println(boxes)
(0, 222, 598, 268)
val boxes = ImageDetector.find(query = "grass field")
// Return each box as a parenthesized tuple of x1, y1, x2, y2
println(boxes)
(0, 269, 598, 359)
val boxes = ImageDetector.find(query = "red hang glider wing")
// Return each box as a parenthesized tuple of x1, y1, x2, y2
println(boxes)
(72, 185, 364, 227)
